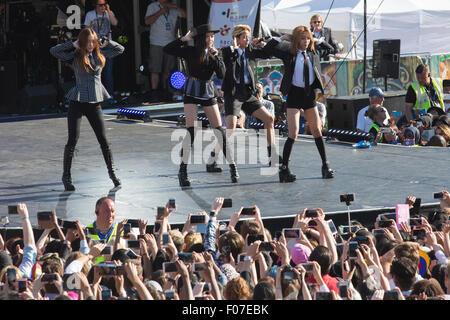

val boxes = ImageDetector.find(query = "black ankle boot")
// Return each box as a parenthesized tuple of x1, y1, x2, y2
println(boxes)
(322, 163, 335, 179)
(206, 162, 222, 172)
(269, 155, 283, 167)
(279, 164, 296, 183)
(206, 152, 222, 172)
(101, 146, 121, 187)
(229, 164, 239, 183)
(178, 163, 191, 187)
(62, 145, 75, 191)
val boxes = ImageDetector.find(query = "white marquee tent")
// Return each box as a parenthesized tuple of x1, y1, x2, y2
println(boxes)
(260, 0, 450, 59)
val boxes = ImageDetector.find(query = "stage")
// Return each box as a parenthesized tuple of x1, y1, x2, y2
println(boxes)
(0, 111, 447, 229)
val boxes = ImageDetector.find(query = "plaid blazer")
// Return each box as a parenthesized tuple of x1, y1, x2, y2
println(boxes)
(50, 40, 124, 103)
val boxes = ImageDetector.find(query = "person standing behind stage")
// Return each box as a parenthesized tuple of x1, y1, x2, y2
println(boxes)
(405, 63, 445, 122)
(164, 24, 234, 187)
(264, 26, 334, 182)
(145, 0, 186, 102)
(221, 25, 278, 182)
(356, 87, 391, 133)
(50, 27, 124, 191)
(309, 14, 340, 61)
(84, 0, 119, 105)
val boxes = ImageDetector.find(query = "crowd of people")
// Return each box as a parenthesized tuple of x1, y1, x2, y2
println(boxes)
(356, 66, 450, 147)
(1, 191, 449, 300)
(9, 2, 449, 302)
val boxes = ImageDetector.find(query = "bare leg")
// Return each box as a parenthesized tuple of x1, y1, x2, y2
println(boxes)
(304, 107, 334, 178)
(279, 108, 300, 182)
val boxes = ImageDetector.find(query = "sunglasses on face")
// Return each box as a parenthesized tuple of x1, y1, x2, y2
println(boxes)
(313, 21, 321, 24)
(97, 3, 107, 7)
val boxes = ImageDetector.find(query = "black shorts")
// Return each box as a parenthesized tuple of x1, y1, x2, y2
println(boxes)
(184, 95, 217, 107)
(286, 85, 316, 110)
(224, 86, 262, 117)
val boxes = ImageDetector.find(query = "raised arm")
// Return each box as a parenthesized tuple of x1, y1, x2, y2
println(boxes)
(124, 261, 153, 300)
(263, 37, 291, 60)
(101, 40, 124, 59)
(209, 47, 225, 79)
(49, 41, 76, 61)
(106, 5, 119, 26)
(204, 198, 223, 256)
(50, 211, 66, 241)
(17, 203, 36, 279)
(163, 31, 192, 58)
(315, 209, 338, 264)
(145, 5, 167, 26)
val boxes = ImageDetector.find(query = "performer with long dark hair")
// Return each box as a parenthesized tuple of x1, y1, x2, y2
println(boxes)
(265, 26, 334, 182)
(164, 24, 233, 187)
(50, 27, 124, 191)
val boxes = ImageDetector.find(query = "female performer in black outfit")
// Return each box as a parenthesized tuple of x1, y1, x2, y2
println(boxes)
(50, 27, 124, 191)
(265, 26, 334, 182)
(164, 24, 233, 187)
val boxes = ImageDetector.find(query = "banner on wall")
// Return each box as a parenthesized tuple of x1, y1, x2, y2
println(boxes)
(209, 0, 260, 48)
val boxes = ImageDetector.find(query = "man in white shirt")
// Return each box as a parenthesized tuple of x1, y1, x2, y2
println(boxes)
(356, 87, 391, 132)
(145, 0, 186, 102)
(84, 0, 119, 104)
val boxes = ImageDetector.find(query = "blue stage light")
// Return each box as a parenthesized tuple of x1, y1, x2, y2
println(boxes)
(170, 72, 186, 89)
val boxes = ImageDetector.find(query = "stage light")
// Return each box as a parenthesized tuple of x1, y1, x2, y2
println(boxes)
(326, 128, 373, 143)
(117, 107, 151, 122)
(170, 71, 186, 89)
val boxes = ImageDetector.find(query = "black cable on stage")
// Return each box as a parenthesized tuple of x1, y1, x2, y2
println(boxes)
(322, 0, 385, 92)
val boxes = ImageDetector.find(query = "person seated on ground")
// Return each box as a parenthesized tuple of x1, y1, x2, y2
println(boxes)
(255, 82, 275, 118)
(357, 87, 391, 133)
(434, 124, 450, 146)
(427, 106, 446, 119)
(366, 104, 392, 143)
(436, 115, 449, 127)
(419, 114, 435, 143)
(427, 134, 447, 147)
(402, 125, 421, 146)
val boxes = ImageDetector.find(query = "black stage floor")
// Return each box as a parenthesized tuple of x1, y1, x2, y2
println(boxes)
(0, 113, 448, 228)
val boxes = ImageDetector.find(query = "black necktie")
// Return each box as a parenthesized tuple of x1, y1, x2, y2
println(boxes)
(239, 52, 245, 87)
(302, 51, 310, 94)
(89, 54, 95, 67)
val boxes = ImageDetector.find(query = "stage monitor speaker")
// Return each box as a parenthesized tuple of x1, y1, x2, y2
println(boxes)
(372, 39, 400, 79)
(0, 61, 18, 113)
(21, 84, 57, 114)
(327, 91, 406, 130)
(326, 95, 369, 130)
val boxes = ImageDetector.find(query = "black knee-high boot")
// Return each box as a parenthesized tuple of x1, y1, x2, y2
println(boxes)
(206, 127, 223, 173)
(206, 151, 222, 172)
(62, 145, 75, 191)
(219, 126, 239, 183)
(268, 145, 283, 167)
(279, 137, 296, 183)
(179, 127, 195, 187)
(314, 136, 334, 179)
(101, 145, 121, 187)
